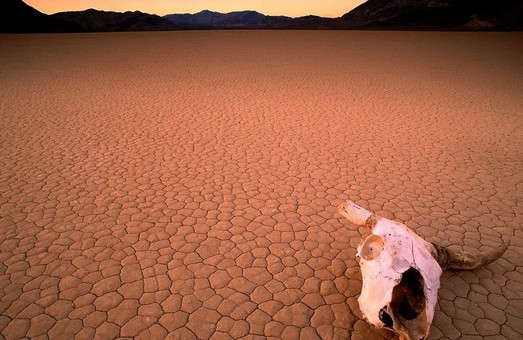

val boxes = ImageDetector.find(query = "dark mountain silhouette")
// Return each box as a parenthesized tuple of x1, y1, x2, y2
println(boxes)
(2, 0, 522, 33)
(164, 10, 330, 29)
(53, 9, 178, 32)
(0, 0, 84, 33)
(338, 0, 523, 30)
(0, 0, 175, 33)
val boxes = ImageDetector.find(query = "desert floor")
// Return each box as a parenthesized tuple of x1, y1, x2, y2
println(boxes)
(0, 30, 522, 339)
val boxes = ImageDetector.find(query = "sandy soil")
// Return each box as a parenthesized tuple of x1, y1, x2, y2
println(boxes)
(0, 30, 522, 339)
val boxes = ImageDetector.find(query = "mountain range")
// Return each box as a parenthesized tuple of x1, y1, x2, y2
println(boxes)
(1, 0, 522, 33)
(164, 10, 329, 29)
(53, 9, 178, 32)
(338, 0, 523, 30)
(0, 0, 84, 33)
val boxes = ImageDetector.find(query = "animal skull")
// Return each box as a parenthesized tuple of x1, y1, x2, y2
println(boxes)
(338, 201, 509, 340)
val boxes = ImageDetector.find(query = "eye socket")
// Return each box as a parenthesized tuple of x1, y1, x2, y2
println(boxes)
(360, 234, 384, 260)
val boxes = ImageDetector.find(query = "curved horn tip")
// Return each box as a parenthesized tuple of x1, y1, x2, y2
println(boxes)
(337, 200, 373, 226)
(433, 240, 510, 271)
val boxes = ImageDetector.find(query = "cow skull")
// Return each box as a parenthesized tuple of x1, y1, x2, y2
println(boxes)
(338, 201, 509, 340)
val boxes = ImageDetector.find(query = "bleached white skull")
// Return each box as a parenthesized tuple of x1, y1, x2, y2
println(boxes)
(338, 201, 509, 340)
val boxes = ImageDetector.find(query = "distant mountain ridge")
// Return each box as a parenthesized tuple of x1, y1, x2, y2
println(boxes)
(163, 10, 328, 29)
(2, 0, 522, 33)
(0, 0, 84, 32)
(338, 0, 523, 30)
(53, 9, 178, 32)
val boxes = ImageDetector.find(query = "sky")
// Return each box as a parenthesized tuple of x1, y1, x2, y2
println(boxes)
(24, 0, 367, 18)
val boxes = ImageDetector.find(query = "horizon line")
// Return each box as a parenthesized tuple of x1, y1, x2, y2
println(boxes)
(46, 7, 343, 19)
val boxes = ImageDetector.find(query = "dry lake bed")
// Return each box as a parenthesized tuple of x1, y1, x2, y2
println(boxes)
(0, 30, 522, 339)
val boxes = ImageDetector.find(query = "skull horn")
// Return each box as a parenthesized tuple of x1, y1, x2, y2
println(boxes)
(337, 201, 376, 228)
(431, 241, 509, 271)
(337, 199, 509, 340)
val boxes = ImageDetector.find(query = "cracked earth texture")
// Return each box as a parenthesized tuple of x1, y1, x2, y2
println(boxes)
(0, 31, 522, 339)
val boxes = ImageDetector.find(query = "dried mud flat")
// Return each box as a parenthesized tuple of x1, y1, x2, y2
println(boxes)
(0, 31, 522, 339)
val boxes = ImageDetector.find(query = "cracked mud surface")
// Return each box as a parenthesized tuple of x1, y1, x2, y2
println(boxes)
(1, 31, 522, 339)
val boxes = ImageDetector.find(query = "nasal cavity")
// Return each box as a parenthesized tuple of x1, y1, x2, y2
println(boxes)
(391, 267, 426, 320)
(379, 307, 393, 328)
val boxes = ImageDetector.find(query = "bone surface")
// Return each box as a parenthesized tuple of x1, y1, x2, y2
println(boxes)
(340, 201, 442, 340)
(339, 200, 511, 340)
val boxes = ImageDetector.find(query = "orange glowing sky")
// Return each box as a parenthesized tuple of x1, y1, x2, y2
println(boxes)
(24, 0, 366, 18)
